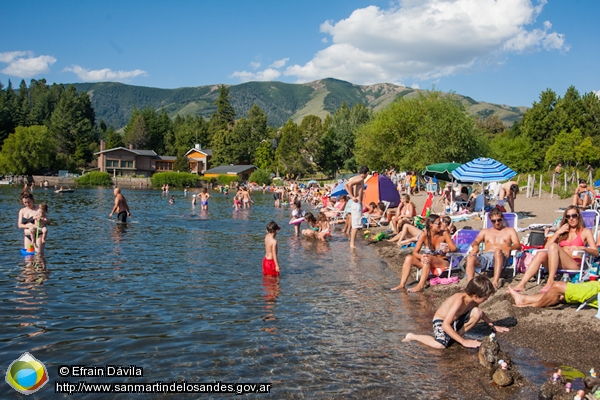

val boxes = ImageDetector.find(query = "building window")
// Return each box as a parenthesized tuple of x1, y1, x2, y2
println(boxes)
(121, 160, 133, 168)
(156, 161, 174, 171)
(106, 160, 118, 167)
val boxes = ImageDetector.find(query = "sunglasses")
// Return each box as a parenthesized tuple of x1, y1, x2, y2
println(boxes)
(490, 218, 503, 223)
(565, 213, 579, 220)
(432, 222, 442, 226)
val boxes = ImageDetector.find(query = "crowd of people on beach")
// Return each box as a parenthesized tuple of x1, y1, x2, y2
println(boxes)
(16, 166, 600, 356)
(258, 166, 600, 356)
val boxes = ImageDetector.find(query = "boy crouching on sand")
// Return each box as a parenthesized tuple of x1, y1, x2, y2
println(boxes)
(403, 276, 509, 349)
(263, 221, 281, 276)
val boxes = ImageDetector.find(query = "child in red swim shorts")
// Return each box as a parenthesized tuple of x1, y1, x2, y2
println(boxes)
(263, 221, 281, 276)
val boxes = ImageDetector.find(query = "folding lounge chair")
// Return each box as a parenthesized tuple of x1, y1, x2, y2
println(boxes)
(483, 212, 519, 229)
(446, 229, 481, 277)
(365, 200, 391, 227)
(330, 200, 353, 227)
(416, 229, 480, 281)
(536, 209, 600, 283)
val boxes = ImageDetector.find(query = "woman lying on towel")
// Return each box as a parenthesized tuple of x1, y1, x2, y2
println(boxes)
(391, 214, 457, 293)
(511, 206, 598, 293)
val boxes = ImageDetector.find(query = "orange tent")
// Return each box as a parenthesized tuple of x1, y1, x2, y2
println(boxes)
(362, 172, 401, 208)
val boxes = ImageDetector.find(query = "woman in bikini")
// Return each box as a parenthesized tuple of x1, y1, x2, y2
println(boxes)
(18, 190, 46, 254)
(511, 205, 598, 293)
(390, 195, 416, 234)
(391, 214, 457, 293)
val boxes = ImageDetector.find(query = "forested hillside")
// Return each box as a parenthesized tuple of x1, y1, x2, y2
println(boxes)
(71, 79, 525, 130)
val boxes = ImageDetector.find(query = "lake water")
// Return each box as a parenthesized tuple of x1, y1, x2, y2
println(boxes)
(0, 187, 545, 398)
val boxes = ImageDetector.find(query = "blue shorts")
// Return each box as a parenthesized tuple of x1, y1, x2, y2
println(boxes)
(475, 252, 509, 274)
(432, 309, 472, 348)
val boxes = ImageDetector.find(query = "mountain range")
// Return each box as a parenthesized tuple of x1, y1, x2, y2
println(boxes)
(71, 78, 527, 130)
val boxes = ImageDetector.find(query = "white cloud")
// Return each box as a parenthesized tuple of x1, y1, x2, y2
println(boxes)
(230, 68, 281, 82)
(0, 51, 56, 78)
(269, 58, 289, 69)
(595, 90, 600, 99)
(63, 65, 147, 81)
(279, 0, 567, 84)
(250, 61, 262, 69)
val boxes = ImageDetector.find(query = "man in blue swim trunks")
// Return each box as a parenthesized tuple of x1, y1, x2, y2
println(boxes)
(109, 187, 131, 223)
(508, 281, 600, 309)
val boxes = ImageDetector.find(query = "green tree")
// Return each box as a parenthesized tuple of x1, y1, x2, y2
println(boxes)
(475, 114, 506, 137)
(0, 81, 17, 144)
(49, 84, 95, 169)
(355, 92, 486, 172)
(209, 85, 236, 134)
(519, 89, 560, 169)
(170, 115, 210, 156)
(575, 136, 600, 166)
(298, 114, 323, 167)
(0, 125, 56, 174)
(544, 129, 583, 167)
(173, 154, 190, 172)
(489, 133, 537, 172)
(275, 119, 312, 176)
(105, 126, 124, 149)
(254, 139, 275, 170)
(122, 114, 149, 149)
(315, 103, 371, 175)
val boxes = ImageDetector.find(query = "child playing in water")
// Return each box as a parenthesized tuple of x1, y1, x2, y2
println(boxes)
(290, 200, 305, 236)
(199, 188, 210, 210)
(32, 203, 49, 245)
(316, 212, 331, 241)
(263, 221, 281, 276)
(302, 212, 320, 238)
(233, 189, 242, 210)
(169, 195, 175, 204)
(402, 276, 508, 349)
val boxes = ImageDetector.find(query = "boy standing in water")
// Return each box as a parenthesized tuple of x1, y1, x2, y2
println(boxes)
(199, 188, 210, 210)
(263, 221, 281, 276)
(402, 276, 509, 349)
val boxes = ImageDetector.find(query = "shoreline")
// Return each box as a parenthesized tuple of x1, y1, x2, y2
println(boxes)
(367, 191, 600, 392)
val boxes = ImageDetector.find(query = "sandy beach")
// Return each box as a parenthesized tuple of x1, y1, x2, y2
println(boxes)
(367, 190, 600, 392)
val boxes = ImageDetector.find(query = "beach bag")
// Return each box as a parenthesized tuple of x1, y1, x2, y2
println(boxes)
(516, 251, 535, 274)
(527, 231, 545, 247)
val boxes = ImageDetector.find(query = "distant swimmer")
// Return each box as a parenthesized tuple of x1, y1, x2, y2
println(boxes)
(109, 187, 131, 223)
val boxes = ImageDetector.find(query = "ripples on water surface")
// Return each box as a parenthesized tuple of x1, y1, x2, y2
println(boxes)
(0, 187, 540, 398)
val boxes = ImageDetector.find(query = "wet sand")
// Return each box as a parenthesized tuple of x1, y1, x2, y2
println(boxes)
(368, 191, 600, 393)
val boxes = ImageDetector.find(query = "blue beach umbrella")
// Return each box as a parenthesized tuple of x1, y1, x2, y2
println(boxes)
(331, 182, 348, 197)
(451, 157, 516, 183)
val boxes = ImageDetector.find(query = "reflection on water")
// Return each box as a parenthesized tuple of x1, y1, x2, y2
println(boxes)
(0, 187, 539, 398)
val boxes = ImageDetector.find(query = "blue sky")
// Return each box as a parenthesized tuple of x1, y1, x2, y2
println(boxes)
(1, 0, 598, 108)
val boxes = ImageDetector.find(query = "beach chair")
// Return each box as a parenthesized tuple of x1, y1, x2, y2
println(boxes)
(415, 229, 479, 282)
(330, 200, 353, 227)
(483, 212, 519, 229)
(446, 229, 481, 276)
(365, 200, 391, 227)
(536, 209, 600, 283)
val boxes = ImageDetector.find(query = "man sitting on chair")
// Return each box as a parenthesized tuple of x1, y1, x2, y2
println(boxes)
(572, 179, 595, 208)
(466, 208, 521, 290)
